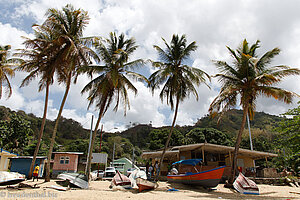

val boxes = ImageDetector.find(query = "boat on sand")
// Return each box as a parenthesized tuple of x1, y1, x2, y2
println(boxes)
(0, 171, 25, 186)
(136, 177, 158, 192)
(167, 159, 225, 188)
(233, 172, 259, 195)
(110, 170, 131, 189)
(57, 173, 88, 189)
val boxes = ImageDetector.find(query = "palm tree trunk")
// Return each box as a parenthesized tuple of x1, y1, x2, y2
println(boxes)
(86, 109, 104, 181)
(28, 81, 50, 179)
(45, 73, 71, 182)
(156, 96, 180, 179)
(228, 106, 249, 185)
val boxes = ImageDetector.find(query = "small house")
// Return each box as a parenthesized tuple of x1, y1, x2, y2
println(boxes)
(0, 148, 17, 171)
(9, 156, 46, 177)
(52, 152, 83, 177)
(111, 157, 138, 174)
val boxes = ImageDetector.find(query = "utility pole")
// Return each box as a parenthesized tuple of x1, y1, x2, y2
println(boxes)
(247, 113, 256, 169)
(85, 115, 94, 176)
(132, 147, 135, 168)
(112, 142, 115, 167)
(97, 124, 104, 177)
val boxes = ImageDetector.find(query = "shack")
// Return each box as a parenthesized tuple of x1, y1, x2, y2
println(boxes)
(142, 143, 278, 177)
(9, 156, 46, 177)
(0, 148, 17, 171)
(112, 157, 138, 174)
(52, 152, 83, 177)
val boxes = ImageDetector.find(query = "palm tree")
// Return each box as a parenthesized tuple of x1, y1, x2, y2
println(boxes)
(16, 25, 61, 179)
(209, 39, 300, 185)
(0, 45, 17, 99)
(149, 34, 210, 178)
(41, 4, 95, 182)
(80, 32, 147, 180)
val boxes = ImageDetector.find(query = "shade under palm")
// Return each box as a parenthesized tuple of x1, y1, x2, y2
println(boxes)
(149, 34, 210, 178)
(209, 39, 300, 185)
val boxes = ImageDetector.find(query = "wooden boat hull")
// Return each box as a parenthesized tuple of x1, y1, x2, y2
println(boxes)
(136, 178, 158, 192)
(167, 166, 225, 188)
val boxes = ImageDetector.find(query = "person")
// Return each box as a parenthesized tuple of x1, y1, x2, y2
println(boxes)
(148, 164, 153, 178)
(154, 161, 159, 176)
(33, 164, 39, 182)
(170, 166, 178, 175)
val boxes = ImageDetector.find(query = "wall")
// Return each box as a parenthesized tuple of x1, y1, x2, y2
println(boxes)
(52, 154, 79, 172)
(10, 158, 45, 177)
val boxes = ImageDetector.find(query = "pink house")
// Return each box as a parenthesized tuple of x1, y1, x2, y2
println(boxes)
(52, 152, 84, 177)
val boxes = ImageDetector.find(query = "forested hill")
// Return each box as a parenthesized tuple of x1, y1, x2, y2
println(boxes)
(0, 105, 284, 155)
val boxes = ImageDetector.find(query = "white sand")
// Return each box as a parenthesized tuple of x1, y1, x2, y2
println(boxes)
(0, 179, 299, 200)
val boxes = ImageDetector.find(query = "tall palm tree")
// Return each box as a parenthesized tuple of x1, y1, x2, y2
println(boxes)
(0, 45, 17, 99)
(80, 32, 147, 180)
(41, 4, 95, 182)
(209, 39, 300, 185)
(16, 25, 61, 179)
(149, 34, 210, 178)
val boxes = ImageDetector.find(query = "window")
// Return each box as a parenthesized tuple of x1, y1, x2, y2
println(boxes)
(59, 156, 70, 164)
(60, 156, 65, 164)
(65, 156, 70, 164)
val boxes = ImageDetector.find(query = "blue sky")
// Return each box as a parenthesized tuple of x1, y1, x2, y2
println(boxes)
(1, 0, 300, 132)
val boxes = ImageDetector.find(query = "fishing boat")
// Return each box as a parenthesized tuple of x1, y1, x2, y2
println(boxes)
(57, 173, 89, 189)
(167, 159, 225, 188)
(0, 171, 25, 186)
(233, 172, 259, 195)
(136, 177, 158, 192)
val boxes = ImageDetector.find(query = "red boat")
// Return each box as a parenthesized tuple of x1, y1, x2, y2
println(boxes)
(136, 178, 158, 192)
(167, 159, 225, 188)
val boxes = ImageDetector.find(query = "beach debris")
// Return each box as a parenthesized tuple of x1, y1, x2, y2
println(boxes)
(47, 185, 69, 191)
(7, 182, 39, 189)
(167, 188, 179, 191)
(233, 172, 259, 195)
(289, 191, 300, 195)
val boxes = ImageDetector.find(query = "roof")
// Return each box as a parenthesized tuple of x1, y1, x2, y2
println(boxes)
(9, 156, 47, 159)
(0, 148, 18, 157)
(53, 152, 84, 155)
(142, 150, 179, 159)
(142, 143, 277, 160)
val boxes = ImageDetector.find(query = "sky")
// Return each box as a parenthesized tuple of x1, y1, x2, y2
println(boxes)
(1, 0, 300, 132)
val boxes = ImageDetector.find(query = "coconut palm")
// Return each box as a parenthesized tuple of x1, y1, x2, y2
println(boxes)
(16, 25, 63, 179)
(0, 45, 17, 99)
(40, 4, 95, 182)
(149, 34, 210, 177)
(209, 39, 300, 185)
(80, 32, 147, 180)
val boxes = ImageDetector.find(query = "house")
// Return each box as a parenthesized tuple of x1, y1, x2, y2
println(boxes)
(9, 156, 46, 177)
(111, 157, 138, 174)
(52, 152, 83, 177)
(0, 148, 17, 171)
(142, 143, 278, 177)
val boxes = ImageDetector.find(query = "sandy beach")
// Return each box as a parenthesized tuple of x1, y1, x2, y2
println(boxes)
(0, 179, 299, 200)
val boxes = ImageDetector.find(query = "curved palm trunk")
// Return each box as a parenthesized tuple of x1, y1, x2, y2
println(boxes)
(28, 81, 50, 179)
(156, 96, 180, 180)
(228, 106, 249, 185)
(85, 108, 104, 181)
(45, 73, 71, 182)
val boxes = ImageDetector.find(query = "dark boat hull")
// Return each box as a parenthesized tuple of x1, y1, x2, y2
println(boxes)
(167, 166, 225, 188)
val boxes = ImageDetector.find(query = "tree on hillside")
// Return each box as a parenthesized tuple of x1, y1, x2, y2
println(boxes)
(149, 128, 183, 150)
(209, 39, 300, 185)
(149, 34, 210, 178)
(80, 32, 147, 180)
(274, 101, 300, 174)
(0, 45, 19, 100)
(41, 4, 95, 182)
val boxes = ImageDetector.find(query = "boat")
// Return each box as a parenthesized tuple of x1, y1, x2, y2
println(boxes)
(233, 172, 259, 195)
(110, 170, 131, 189)
(136, 177, 158, 192)
(0, 171, 25, 186)
(167, 159, 225, 188)
(57, 173, 89, 189)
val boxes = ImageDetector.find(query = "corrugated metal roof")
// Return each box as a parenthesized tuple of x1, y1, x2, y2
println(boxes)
(53, 152, 84, 155)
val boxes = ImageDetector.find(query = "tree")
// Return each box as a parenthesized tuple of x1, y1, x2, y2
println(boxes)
(0, 113, 33, 154)
(0, 45, 18, 99)
(274, 101, 300, 174)
(209, 39, 300, 185)
(149, 34, 210, 178)
(149, 128, 183, 150)
(42, 4, 94, 182)
(80, 32, 147, 180)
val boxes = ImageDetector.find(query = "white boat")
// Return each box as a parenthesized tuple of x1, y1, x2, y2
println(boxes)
(57, 173, 89, 189)
(0, 171, 25, 186)
(136, 178, 158, 192)
(233, 172, 259, 195)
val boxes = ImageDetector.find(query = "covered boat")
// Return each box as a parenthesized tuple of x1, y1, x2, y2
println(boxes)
(110, 170, 131, 189)
(167, 159, 225, 188)
(0, 171, 25, 186)
(233, 172, 259, 195)
(57, 173, 88, 189)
